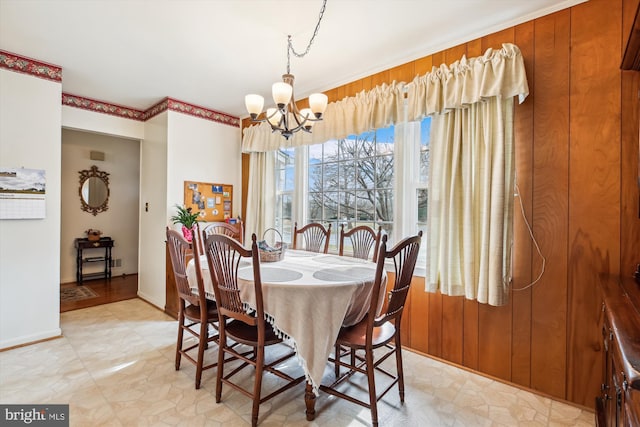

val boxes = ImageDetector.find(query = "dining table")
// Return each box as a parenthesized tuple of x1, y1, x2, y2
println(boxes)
(186, 248, 386, 420)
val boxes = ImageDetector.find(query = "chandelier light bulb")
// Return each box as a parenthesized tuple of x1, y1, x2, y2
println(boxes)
(245, 94, 264, 118)
(300, 108, 315, 129)
(309, 93, 328, 118)
(266, 107, 282, 127)
(272, 82, 293, 108)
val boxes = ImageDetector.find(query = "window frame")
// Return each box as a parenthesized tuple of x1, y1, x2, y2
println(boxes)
(275, 114, 430, 276)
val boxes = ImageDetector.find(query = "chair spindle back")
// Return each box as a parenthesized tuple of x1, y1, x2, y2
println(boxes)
(203, 233, 263, 327)
(339, 224, 382, 261)
(166, 227, 200, 307)
(293, 222, 332, 253)
(371, 231, 422, 328)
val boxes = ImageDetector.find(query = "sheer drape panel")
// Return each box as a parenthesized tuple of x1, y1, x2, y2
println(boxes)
(242, 82, 405, 153)
(413, 43, 526, 306)
(245, 152, 275, 240)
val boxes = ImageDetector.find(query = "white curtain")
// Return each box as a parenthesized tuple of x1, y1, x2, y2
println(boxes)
(426, 98, 515, 305)
(408, 43, 529, 306)
(242, 81, 405, 153)
(244, 152, 275, 241)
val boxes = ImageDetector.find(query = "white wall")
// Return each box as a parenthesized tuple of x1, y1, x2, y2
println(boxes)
(64, 108, 243, 312)
(138, 112, 169, 308)
(60, 129, 140, 283)
(137, 110, 242, 311)
(166, 111, 242, 221)
(0, 69, 62, 349)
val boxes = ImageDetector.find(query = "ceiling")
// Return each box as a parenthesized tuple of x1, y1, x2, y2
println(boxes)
(0, 0, 585, 119)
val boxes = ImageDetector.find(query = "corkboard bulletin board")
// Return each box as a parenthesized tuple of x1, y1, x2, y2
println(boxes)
(183, 181, 233, 222)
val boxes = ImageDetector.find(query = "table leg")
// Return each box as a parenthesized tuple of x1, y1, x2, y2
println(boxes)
(305, 382, 316, 421)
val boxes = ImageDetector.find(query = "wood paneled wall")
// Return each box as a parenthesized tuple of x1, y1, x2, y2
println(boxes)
(242, 0, 640, 408)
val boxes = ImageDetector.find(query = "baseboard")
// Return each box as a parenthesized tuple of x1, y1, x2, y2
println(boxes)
(0, 328, 62, 351)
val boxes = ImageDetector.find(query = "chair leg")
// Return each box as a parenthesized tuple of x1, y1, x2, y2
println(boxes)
(395, 333, 405, 403)
(365, 349, 379, 427)
(195, 320, 207, 389)
(175, 309, 185, 370)
(334, 343, 340, 378)
(251, 345, 265, 427)
(215, 330, 225, 403)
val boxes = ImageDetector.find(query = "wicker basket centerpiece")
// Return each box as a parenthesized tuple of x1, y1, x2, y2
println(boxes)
(258, 228, 286, 262)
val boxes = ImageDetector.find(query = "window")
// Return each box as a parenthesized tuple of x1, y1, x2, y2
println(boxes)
(273, 116, 431, 272)
(274, 147, 295, 243)
(416, 117, 430, 267)
(307, 127, 395, 251)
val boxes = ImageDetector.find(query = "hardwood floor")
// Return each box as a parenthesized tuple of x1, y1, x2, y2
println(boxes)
(60, 274, 138, 312)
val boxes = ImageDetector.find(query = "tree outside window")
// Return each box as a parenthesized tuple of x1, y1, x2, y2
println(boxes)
(273, 116, 431, 268)
(308, 127, 395, 250)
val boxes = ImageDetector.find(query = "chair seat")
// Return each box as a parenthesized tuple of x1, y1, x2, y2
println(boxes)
(184, 299, 218, 322)
(336, 320, 396, 349)
(225, 319, 281, 346)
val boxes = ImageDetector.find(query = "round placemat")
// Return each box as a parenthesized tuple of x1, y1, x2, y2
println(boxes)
(313, 266, 376, 282)
(239, 267, 303, 282)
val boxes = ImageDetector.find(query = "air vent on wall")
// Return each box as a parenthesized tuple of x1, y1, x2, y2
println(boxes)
(90, 151, 105, 161)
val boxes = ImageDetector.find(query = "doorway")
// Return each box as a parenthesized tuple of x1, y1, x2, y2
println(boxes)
(60, 129, 141, 307)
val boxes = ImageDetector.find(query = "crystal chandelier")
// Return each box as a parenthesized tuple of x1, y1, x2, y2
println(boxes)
(245, 0, 328, 140)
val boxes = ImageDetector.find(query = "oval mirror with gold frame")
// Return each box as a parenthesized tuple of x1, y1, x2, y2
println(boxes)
(78, 165, 110, 216)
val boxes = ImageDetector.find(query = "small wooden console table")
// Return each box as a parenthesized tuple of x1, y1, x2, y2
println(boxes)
(75, 237, 114, 284)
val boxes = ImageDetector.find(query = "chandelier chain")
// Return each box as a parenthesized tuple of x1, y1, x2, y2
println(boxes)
(286, 0, 327, 74)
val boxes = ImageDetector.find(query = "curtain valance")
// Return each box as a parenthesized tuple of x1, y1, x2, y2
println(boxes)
(407, 43, 529, 121)
(242, 81, 405, 153)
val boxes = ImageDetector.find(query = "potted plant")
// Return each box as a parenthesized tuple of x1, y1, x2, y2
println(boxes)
(170, 204, 199, 242)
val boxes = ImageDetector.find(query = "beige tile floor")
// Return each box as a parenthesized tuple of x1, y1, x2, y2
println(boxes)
(0, 299, 595, 426)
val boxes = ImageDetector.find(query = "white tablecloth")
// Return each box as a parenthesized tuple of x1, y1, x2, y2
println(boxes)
(186, 249, 386, 394)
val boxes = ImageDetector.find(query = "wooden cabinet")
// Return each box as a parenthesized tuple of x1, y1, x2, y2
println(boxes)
(596, 275, 640, 427)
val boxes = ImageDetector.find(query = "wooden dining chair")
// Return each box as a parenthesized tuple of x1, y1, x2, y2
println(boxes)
(166, 227, 219, 389)
(339, 224, 382, 262)
(292, 222, 331, 253)
(197, 221, 244, 253)
(320, 231, 422, 427)
(203, 233, 305, 427)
